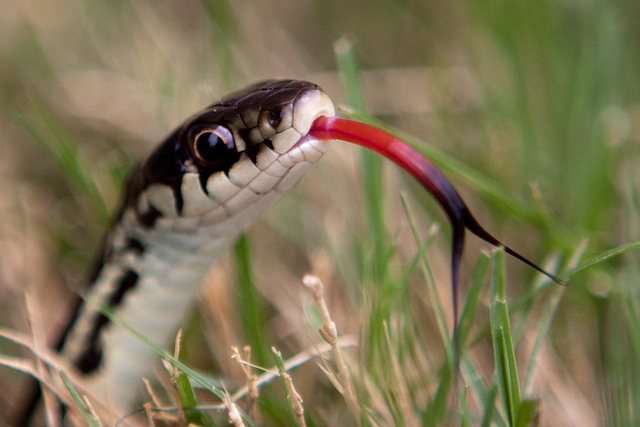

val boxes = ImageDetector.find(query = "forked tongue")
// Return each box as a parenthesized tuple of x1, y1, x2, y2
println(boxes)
(309, 115, 564, 365)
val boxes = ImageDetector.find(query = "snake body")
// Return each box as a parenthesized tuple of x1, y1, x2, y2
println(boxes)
(50, 80, 334, 412)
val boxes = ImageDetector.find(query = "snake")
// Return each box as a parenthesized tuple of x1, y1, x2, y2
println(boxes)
(16, 79, 561, 425)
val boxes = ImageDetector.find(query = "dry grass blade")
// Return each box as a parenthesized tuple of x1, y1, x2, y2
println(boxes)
(25, 291, 62, 427)
(231, 346, 260, 421)
(302, 274, 360, 423)
(283, 370, 305, 426)
(142, 378, 163, 412)
(223, 390, 246, 427)
(168, 330, 187, 426)
(272, 347, 306, 427)
(144, 402, 156, 427)
(382, 320, 420, 427)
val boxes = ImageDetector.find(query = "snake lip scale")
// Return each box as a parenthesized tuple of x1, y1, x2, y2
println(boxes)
(16, 79, 561, 425)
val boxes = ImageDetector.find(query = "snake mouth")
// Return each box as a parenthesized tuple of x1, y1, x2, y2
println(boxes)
(287, 127, 332, 155)
(270, 87, 335, 155)
(275, 131, 332, 175)
(271, 88, 335, 170)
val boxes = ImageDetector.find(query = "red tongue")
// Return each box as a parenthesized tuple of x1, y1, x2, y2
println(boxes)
(309, 115, 563, 352)
(309, 116, 467, 224)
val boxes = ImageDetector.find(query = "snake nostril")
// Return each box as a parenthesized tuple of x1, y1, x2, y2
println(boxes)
(268, 108, 282, 128)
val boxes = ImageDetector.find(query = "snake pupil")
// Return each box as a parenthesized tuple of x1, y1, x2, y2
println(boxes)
(190, 125, 236, 168)
(196, 132, 226, 158)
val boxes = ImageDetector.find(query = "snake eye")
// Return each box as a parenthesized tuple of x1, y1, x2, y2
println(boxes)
(188, 124, 237, 169)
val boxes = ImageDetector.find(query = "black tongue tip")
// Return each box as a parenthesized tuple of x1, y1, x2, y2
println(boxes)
(460, 209, 563, 285)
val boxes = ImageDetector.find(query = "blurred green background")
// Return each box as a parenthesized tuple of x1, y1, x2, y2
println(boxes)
(0, 0, 639, 425)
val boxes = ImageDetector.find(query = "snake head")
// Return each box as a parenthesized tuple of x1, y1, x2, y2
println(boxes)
(124, 80, 335, 240)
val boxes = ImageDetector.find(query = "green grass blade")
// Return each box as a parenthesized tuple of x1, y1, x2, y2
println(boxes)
(523, 242, 586, 390)
(175, 371, 211, 426)
(463, 359, 506, 427)
(489, 247, 521, 426)
(334, 37, 365, 112)
(421, 362, 452, 427)
(560, 241, 640, 279)
(335, 37, 394, 370)
(335, 37, 387, 286)
(471, 242, 586, 348)
(16, 97, 112, 225)
(234, 233, 270, 366)
(271, 347, 301, 427)
(458, 252, 491, 349)
(515, 398, 540, 427)
(401, 195, 450, 348)
(522, 283, 565, 392)
(480, 385, 499, 427)
(200, 0, 238, 88)
(59, 369, 101, 427)
(98, 305, 224, 400)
